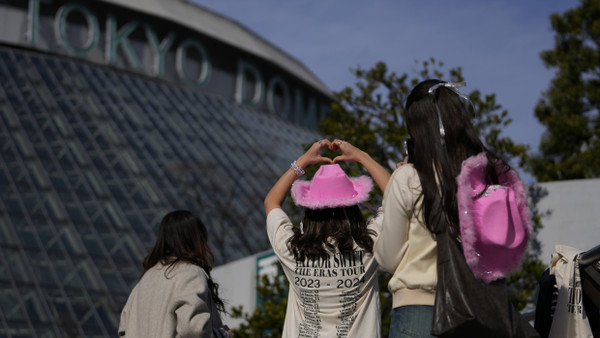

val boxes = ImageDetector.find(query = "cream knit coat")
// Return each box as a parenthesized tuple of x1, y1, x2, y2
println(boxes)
(118, 262, 225, 337)
(374, 164, 437, 308)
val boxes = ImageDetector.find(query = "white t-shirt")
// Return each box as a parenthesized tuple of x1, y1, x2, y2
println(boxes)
(266, 208, 382, 338)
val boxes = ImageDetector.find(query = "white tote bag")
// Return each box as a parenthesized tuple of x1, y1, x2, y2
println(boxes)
(549, 245, 594, 338)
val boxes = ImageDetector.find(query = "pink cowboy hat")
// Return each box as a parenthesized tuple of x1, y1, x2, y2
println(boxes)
(291, 164, 373, 209)
(456, 153, 532, 283)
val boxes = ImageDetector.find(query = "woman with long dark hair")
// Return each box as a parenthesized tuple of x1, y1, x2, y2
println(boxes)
(375, 79, 531, 337)
(118, 210, 232, 337)
(264, 139, 390, 337)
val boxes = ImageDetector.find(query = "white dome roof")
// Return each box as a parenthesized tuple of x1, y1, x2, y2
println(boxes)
(100, 0, 331, 95)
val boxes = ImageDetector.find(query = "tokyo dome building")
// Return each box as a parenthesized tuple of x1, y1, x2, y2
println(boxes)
(0, 0, 331, 336)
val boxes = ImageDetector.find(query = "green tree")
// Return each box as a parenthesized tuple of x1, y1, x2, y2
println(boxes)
(529, 0, 600, 181)
(507, 184, 548, 310)
(321, 59, 527, 177)
(320, 59, 543, 311)
(230, 263, 288, 338)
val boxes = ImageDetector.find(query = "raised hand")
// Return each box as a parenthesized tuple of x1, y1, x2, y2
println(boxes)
(331, 139, 362, 163)
(298, 139, 333, 166)
(264, 139, 333, 214)
(330, 139, 391, 191)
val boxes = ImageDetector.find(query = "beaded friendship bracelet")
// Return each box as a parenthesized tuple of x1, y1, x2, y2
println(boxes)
(290, 160, 305, 176)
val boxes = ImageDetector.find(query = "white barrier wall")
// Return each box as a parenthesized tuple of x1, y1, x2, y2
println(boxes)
(536, 178, 600, 265)
(213, 250, 278, 329)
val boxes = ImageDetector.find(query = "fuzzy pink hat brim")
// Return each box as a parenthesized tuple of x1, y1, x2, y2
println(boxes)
(291, 176, 373, 209)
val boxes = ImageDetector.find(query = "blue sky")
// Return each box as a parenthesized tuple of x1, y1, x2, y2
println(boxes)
(191, 0, 579, 180)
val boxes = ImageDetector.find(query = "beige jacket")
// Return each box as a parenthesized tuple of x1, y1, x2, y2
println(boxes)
(118, 262, 225, 337)
(374, 164, 437, 308)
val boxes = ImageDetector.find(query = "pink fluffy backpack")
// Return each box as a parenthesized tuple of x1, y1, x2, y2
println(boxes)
(456, 153, 532, 283)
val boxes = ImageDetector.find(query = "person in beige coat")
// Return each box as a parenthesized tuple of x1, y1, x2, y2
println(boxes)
(118, 210, 232, 337)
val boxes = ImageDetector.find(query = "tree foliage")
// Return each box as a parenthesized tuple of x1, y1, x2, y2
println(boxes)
(320, 59, 528, 177)
(529, 0, 600, 181)
(230, 263, 288, 338)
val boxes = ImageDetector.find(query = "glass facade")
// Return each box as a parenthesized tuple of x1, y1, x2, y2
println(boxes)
(0, 46, 322, 337)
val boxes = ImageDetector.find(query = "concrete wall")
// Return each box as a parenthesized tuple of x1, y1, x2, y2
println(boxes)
(536, 178, 600, 266)
(212, 250, 278, 329)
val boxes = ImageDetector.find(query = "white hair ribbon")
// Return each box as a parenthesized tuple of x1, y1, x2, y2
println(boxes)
(427, 81, 469, 145)
(428, 81, 468, 99)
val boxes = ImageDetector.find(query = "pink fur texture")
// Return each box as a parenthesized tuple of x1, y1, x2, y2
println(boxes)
(291, 164, 373, 209)
(456, 153, 532, 283)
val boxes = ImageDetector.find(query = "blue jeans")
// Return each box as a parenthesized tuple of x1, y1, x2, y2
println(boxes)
(388, 305, 435, 338)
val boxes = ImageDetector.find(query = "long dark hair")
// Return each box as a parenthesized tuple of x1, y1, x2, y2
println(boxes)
(142, 210, 225, 312)
(405, 79, 510, 237)
(287, 205, 376, 262)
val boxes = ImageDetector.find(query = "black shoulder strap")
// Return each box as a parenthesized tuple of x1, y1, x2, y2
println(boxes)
(581, 244, 600, 267)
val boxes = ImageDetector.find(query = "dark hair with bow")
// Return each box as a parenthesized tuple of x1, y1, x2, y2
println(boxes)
(405, 79, 510, 237)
